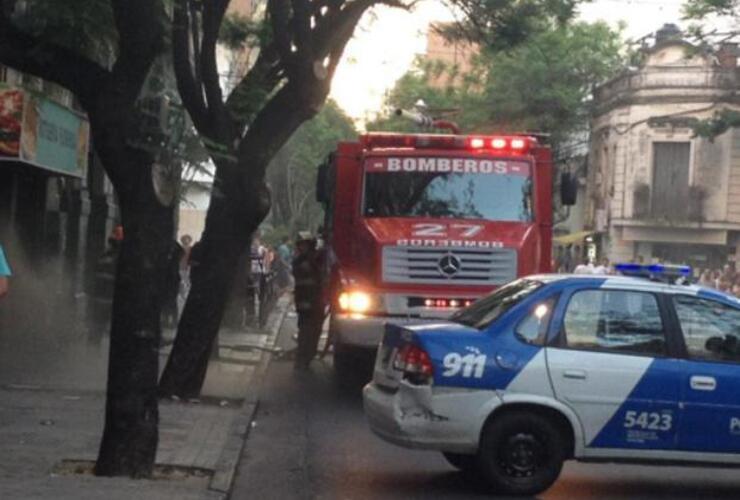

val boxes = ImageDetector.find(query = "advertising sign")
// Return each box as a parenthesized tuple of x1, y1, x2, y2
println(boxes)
(0, 86, 89, 178)
(0, 88, 23, 157)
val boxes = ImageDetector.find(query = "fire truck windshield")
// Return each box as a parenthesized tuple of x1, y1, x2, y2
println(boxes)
(363, 156, 532, 221)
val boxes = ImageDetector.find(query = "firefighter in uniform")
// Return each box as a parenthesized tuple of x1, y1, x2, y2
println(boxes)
(292, 231, 325, 371)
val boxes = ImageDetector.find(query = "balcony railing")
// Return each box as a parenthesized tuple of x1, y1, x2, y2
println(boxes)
(595, 67, 737, 103)
(631, 183, 706, 222)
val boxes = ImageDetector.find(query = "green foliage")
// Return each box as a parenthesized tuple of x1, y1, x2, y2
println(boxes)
(692, 109, 740, 140)
(683, 0, 738, 19)
(218, 14, 267, 51)
(370, 21, 626, 152)
(267, 99, 357, 233)
(442, 0, 581, 50)
(260, 224, 292, 247)
(10, 0, 118, 67)
(482, 21, 626, 145)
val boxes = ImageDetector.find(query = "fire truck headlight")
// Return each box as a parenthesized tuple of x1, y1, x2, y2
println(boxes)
(338, 291, 374, 314)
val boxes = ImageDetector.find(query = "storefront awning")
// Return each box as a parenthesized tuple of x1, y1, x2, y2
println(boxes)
(553, 230, 594, 245)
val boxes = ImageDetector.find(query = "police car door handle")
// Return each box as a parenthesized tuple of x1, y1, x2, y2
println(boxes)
(690, 375, 716, 391)
(563, 369, 587, 380)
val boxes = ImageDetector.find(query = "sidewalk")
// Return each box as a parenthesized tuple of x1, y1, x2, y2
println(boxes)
(0, 297, 289, 500)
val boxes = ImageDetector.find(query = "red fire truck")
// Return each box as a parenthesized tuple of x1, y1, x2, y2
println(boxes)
(316, 130, 576, 376)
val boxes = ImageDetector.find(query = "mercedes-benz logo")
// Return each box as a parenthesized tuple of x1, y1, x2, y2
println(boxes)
(438, 253, 462, 278)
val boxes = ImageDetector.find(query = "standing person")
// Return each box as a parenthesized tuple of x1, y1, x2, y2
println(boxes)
(275, 236, 292, 292)
(573, 258, 594, 275)
(553, 246, 564, 273)
(0, 243, 11, 299)
(292, 231, 325, 371)
(593, 257, 611, 275)
(177, 234, 193, 318)
(161, 239, 184, 328)
(244, 237, 267, 327)
(562, 245, 573, 273)
(699, 269, 713, 288)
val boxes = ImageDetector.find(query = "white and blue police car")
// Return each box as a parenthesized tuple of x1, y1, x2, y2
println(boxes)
(363, 264, 740, 496)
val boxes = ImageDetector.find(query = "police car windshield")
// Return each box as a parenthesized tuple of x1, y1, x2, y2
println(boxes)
(451, 279, 543, 330)
(363, 157, 532, 221)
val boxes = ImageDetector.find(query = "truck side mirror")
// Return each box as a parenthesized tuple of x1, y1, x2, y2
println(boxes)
(560, 172, 578, 206)
(316, 162, 328, 204)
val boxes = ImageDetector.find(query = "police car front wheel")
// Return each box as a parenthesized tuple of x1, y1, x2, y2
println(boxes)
(477, 411, 565, 496)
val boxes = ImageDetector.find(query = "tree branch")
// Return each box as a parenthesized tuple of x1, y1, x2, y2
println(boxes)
(201, 0, 228, 117)
(173, 0, 209, 131)
(225, 43, 284, 130)
(268, 0, 296, 74)
(314, 0, 409, 60)
(291, 0, 312, 59)
(109, 0, 165, 105)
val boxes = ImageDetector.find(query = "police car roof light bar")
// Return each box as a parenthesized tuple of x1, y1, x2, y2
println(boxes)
(615, 263, 692, 283)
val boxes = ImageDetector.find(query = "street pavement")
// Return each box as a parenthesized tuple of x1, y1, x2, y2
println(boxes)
(231, 316, 740, 500)
(0, 297, 289, 499)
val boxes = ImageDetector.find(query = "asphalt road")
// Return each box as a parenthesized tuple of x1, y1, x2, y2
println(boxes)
(231, 317, 740, 500)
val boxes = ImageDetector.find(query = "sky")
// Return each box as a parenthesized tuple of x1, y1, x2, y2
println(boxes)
(329, 0, 702, 128)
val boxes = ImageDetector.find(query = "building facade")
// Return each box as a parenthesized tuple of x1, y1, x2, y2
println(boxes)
(0, 65, 118, 337)
(424, 23, 478, 89)
(588, 25, 740, 269)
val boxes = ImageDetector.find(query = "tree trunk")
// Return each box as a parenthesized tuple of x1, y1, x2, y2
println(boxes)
(158, 166, 269, 399)
(160, 83, 322, 399)
(95, 158, 175, 477)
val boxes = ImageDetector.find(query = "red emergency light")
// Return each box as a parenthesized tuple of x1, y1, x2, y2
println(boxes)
(361, 133, 536, 154)
(416, 297, 475, 309)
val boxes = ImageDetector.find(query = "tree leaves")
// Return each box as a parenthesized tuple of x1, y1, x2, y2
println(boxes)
(440, 0, 580, 50)
(370, 20, 626, 155)
(267, 99, 356, 232)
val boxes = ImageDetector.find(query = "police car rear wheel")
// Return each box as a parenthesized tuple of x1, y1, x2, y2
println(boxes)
(478, 412, 565, 496)
(442, 452, 477, 472)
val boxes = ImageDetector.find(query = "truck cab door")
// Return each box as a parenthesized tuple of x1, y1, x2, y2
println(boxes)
(547, 288, 683, 452)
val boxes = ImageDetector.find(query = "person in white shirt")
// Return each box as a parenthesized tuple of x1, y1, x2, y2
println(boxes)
(593, 257, 611, 275)
(573, 259, 595, 274)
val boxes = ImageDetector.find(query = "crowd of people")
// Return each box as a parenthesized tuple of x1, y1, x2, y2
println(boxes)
(554, 245, 740, 297)
(553, 245, 613, 275)
(696, 264, 740, 296)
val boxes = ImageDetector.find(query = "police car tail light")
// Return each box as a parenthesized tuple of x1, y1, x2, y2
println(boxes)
(394, 344, 434, 382)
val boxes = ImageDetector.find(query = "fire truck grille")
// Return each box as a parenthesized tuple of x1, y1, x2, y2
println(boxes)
(382, 246, 517, 286)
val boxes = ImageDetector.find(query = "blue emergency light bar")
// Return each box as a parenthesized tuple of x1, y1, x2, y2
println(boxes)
(615, 263, 692, 283)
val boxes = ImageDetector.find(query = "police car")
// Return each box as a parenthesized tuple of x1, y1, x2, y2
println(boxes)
(363, 264, 740, 496)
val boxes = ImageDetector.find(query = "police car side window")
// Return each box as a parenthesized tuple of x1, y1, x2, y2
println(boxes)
(515, 297, 557, 346)
(674, 296, 740, 363)
(562, 290, 666, 356)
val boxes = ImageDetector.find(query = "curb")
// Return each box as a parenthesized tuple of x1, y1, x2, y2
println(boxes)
(208, 297, 290, 496)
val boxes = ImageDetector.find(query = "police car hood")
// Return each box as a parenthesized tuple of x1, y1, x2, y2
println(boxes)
(363, 218, 534, 250)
